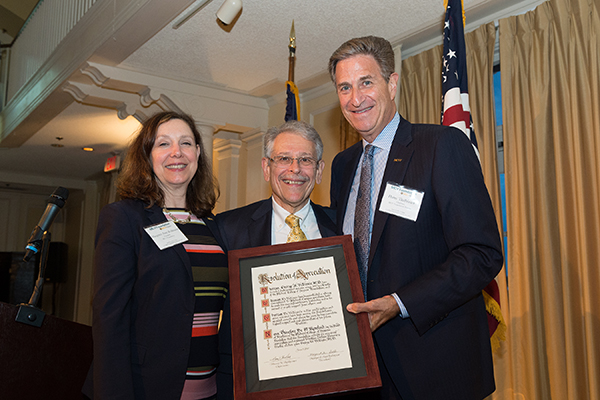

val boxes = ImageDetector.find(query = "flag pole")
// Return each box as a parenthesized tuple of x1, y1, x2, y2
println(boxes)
(285, 20, 300, 121)
(288, 20, 296, 82)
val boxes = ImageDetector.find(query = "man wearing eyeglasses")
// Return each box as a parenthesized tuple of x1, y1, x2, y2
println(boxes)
(215, 120, 338, 399)
(216, 120, 337, 247)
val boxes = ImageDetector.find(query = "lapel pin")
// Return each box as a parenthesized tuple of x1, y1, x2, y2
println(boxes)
(394, 158, 403, 162)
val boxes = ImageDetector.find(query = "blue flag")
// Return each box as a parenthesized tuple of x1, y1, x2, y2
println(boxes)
(285, 81, 300, 121)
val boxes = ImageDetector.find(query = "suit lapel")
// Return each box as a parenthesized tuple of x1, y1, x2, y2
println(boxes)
(369, 118, 414, 266)
(204, 215, 223, 248)
(336, 143, 363, 232)
(249, 199, 273, 247)
(312, 204, 338, 238)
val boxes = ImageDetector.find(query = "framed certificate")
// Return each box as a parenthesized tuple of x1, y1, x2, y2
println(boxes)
(227, 235, 381, 399)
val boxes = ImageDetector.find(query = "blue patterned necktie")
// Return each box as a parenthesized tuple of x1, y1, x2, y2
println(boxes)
(354, 144, 374, 301)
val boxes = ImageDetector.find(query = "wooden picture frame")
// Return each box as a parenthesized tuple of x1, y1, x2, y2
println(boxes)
(227, 235, 381, 399)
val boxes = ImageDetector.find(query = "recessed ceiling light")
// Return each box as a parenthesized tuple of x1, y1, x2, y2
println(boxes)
(82, 147, 94, 152)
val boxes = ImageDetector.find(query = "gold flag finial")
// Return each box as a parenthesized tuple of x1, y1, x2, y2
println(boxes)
(288, 20, 296, 57)
(288, 20, 296, 82)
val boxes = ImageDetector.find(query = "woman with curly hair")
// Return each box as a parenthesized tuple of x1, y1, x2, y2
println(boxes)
(87, 111, 227, 400)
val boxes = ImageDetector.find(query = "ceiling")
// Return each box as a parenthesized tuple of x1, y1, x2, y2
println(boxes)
(0, 0, 544, 193)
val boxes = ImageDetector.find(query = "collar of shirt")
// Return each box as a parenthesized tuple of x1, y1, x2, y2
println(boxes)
(364, 112, 399, 153)
(271, 198, 321, 244)
(272, 198, 311, 231)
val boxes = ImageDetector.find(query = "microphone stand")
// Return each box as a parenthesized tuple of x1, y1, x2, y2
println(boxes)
(15, 230, 52, 327)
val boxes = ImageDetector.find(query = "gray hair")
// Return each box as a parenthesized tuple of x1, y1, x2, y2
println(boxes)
(328, 36, 395, 83)
(263, 120, 323, 161)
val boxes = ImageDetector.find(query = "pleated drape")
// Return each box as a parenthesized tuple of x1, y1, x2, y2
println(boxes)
(498, 0, 600, 398)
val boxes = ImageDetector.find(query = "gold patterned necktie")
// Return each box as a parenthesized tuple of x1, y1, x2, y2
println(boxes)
(285, 214, 307, 242)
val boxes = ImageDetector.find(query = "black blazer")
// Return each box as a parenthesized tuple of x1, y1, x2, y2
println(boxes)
(86, 199, 224, 400)
(215, 198, 338, 251)
(330, 117, 503, 400)
(214, 198, 339, 399)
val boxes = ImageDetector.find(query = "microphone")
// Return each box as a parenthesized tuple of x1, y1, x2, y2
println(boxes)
(23, 187, 69, 262)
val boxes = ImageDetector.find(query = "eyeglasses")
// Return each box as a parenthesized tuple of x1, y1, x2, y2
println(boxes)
(268, 155, 319, 167)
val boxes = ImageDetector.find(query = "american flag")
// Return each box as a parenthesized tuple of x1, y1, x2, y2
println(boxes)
(441, 0, 479, 155)
(441, 0, 505, 350)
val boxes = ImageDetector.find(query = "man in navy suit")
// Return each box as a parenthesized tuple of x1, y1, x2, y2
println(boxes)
(328, 36, 503, 400)
(215, 120, 338, 399)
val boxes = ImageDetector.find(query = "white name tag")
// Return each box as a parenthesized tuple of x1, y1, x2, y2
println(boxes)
(144, 221, 188, 250)
(379, 182, 424, 222)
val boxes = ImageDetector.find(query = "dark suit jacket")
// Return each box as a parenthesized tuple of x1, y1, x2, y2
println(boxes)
(214, 198, 338, 399)
(85, 199, 224, 400)
(215, 198, 338, 251)
(330, 117, 503, 400)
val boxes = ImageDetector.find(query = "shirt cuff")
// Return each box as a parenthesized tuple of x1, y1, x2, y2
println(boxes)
(391, 293, 409, 318)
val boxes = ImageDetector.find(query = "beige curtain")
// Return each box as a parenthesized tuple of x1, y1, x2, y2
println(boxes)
(400, 21, 511, 398)
(399, 45, 443, 123)
(340, 115, 361, 150)
(498, 0, 600, 398)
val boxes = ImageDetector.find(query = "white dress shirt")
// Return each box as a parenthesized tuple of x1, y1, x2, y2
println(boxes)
(271, 198, 322, 245)
(341, 113, 409, 318)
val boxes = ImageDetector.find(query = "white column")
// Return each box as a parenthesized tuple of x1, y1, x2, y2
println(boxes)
(241, 129, 269, 205)
(213, 131, 242, 213)
(197, 123, 216, 164)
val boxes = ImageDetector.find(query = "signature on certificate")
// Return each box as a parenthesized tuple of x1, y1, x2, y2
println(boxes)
(308, 349, 342, 362)
(267, 353, 297, 368)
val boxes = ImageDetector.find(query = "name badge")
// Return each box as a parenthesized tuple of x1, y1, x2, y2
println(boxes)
(144, 221, 188, 250)
(379, 182, 424, 222)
